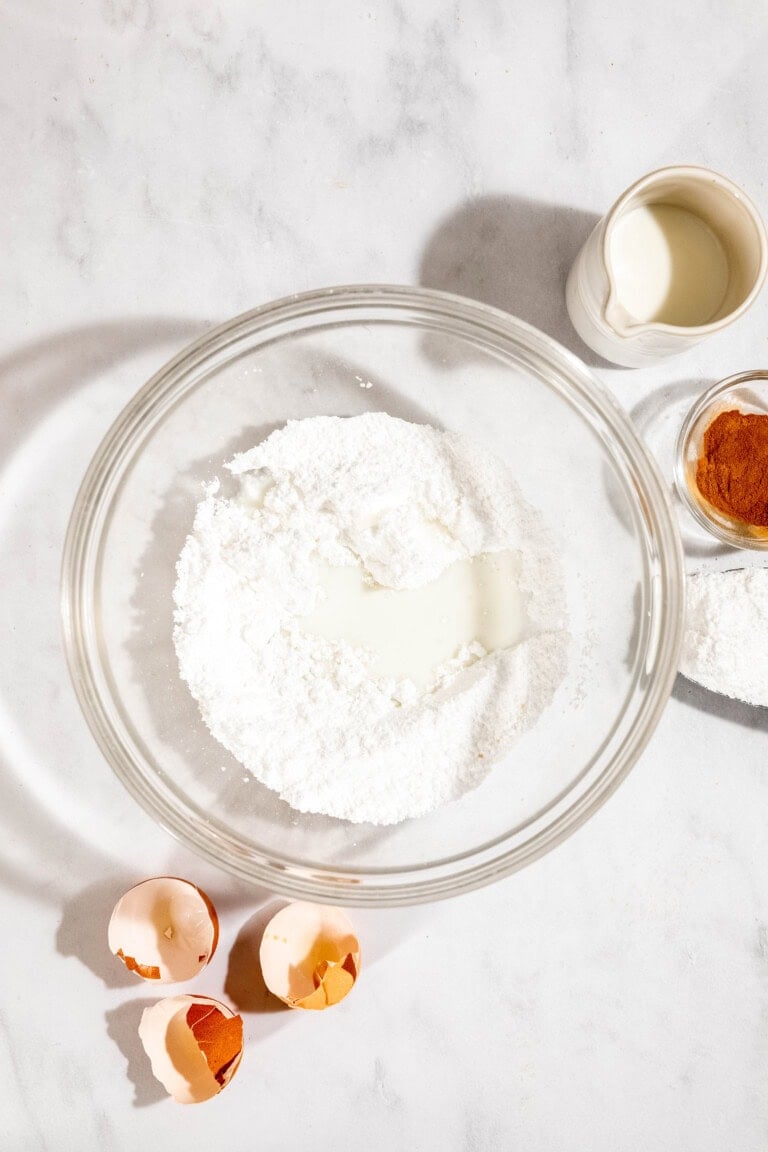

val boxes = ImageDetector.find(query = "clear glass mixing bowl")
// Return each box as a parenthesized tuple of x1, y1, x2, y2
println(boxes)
(62, 285, 683, 905)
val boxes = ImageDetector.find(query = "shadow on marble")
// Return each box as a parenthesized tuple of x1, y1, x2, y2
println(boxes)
(0, 790, 112, 910)
(56, 875, 140, 988)
(0, 316, 208, 909)
(105, 998, 167, 1108)
(224, 900, 289, 1014)
(629, 376, 712, 439)
(0, 317, 207, 461)
(673, 674, 768, 731)
(419, 194, 603, 366)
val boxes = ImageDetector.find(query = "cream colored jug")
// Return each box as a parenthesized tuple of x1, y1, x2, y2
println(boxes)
(566, 166, 767, 367)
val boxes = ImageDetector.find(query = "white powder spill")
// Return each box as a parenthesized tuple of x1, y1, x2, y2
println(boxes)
(173, 413, 569, 824)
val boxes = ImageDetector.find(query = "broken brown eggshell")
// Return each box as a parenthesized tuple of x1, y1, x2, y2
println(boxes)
(138, 994, 243, 1104)
(108, 876, 219, 983)
(259, 901, 361, 1010)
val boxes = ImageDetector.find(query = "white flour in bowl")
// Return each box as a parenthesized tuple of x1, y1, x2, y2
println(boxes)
(173, 413, 568, 824)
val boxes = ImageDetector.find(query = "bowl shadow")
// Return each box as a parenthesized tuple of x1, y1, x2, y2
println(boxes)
(0, 317, 207, 912)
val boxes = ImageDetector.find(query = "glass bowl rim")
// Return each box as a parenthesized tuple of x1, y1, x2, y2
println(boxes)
(675, 369, 768, 550)
(61, 283, 684, 905)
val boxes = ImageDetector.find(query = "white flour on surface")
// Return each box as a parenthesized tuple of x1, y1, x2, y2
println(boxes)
(681, 568, 768, 706)
(173, 413, 568, 824)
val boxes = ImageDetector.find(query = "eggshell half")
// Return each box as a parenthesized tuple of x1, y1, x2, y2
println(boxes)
(138, 995, 243, 1104)
(259, 902, 361, 1010)
(108, 877, 218, 983)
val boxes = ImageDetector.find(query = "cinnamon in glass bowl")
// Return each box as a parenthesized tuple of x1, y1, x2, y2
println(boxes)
(676, 371, 768, 549)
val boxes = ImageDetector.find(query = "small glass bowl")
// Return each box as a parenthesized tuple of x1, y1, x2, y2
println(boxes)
(676, 370, 768, 550)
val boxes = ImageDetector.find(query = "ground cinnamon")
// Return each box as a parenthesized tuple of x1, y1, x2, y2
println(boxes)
(696, 409, 768, 526)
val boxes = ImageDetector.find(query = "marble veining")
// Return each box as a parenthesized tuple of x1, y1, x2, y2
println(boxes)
(2, 2, 768, 1149)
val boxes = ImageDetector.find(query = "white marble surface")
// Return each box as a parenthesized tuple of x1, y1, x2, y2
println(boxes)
(2, 2, 768, 1149)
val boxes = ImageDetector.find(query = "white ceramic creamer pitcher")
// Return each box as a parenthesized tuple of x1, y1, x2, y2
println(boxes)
(566, 166, 768, 367)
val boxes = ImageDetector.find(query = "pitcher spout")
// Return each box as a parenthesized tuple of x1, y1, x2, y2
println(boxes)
(603, 294, 639, 338)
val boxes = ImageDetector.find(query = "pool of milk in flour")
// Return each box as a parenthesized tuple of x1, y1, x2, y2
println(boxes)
(299, 551, 525, 688)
